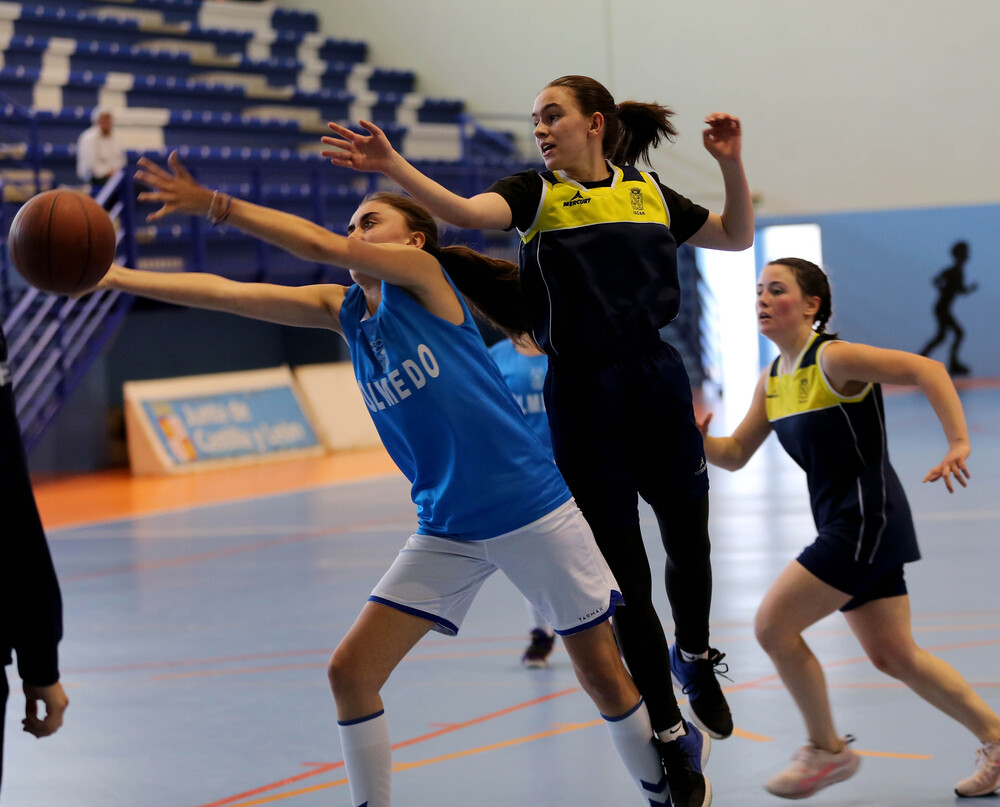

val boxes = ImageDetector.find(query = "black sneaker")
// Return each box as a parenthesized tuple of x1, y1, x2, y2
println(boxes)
(522, 628, 555, 668)
(669, 645, 733, 740)
(654, 723, 713, 807)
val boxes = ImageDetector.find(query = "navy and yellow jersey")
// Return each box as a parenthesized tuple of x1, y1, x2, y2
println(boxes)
(489, 165, 708, 363)
(766, 332, 919, 566)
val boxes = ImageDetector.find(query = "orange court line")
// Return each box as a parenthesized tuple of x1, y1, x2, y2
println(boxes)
(32, 446, 400, 530)
(194, 688, 581, 807)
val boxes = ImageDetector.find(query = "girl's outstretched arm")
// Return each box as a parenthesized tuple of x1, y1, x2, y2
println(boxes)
(136, 152, 444, 294)
(99, 263, 347, 333)
(698, 369, 772, 471)
(686, 113, 754, 252)
(820, 342, 971, 492)
(320, 120, 512, 230)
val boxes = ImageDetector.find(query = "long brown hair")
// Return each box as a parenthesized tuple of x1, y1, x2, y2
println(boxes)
(545, 75, 677, 167)
(364, 192, 532, 339)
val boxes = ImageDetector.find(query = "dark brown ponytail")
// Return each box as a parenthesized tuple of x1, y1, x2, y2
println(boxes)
(545, 75, 677, 167)
(362, 192, 532, 339)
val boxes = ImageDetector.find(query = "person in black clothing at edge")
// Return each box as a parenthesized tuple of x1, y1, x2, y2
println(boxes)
(919, 240, 979, 376)
(0, 323, 69, 795)
(321, 74, 754, 807)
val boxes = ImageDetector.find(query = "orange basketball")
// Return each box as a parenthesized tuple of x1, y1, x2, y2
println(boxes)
(7, 189, 117, 295)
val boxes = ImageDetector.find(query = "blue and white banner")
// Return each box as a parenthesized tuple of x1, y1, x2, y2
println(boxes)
(124, 367, 323, 474)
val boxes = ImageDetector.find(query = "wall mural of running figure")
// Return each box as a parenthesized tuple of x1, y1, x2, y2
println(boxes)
(919, 241, 979, 376)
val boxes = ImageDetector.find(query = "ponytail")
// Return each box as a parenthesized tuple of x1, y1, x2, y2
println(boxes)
(432, 245, 532, 340)
(362, 192, 532, 340)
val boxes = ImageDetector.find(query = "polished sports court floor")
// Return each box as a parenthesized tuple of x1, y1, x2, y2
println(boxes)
(4, 383, 1000, 806)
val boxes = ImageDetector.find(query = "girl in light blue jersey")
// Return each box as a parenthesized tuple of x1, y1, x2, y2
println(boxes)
(99, 152, 706, 807)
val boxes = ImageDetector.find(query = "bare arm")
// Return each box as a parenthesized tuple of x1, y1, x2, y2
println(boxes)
(135, 152, 447, 297)
(820, 341, 971, 492)
(686, 114, 755, 252)
(698, 369, 772, 470)
(100, 263, 348, 333)
(320, 120, 513, 230)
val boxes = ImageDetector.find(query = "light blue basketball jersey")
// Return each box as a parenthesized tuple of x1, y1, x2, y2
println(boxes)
(339, 273, 570, 540)
(488, 339, 552, 456)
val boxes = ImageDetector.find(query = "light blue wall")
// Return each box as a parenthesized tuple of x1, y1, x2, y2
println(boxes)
(758, 203, 1000, 376)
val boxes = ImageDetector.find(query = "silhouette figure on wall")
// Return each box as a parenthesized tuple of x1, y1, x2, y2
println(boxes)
(919, 241, 978, 376)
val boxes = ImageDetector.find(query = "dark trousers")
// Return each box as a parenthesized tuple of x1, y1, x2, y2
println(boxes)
(544, 342, 714, 732)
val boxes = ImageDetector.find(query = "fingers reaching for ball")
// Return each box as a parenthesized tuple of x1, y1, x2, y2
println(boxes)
(135, 151, 213, 221)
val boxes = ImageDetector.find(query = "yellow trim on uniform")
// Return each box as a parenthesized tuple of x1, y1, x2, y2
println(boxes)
(766, 334, 872, 423)
(521, 163, 670, 244)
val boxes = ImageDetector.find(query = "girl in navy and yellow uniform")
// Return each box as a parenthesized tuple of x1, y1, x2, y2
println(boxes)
(699, 258, 1000, 800)
(102, 152, 699, 807)
(322, 75, 753, 807)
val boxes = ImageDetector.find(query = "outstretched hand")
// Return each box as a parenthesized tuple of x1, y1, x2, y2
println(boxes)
(135, 151, 214, 221)
(695, 410, 713, 437)
(923, 444, 971, 493)
(320, 119, 397, 173)
(703, 113, 742, 163)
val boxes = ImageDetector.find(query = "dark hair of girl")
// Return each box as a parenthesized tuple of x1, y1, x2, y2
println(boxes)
(364, 192, 532, 340)
(545, 75, 677, 167)
(767, 257, 837, 337)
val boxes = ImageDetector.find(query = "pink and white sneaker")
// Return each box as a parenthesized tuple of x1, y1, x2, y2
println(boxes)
(765, 736, 860, 799)
(956, 741, 1000, 798)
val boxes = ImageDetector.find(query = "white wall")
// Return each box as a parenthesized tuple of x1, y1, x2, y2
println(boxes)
(279, 0, 999, 216)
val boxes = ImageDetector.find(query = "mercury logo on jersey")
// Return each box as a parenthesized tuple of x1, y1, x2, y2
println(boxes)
(357, 343, 440, 412)
(562, 190, 591, 207)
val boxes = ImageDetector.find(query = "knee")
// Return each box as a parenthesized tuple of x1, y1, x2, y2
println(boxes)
(328, 644, 368, 699)
(575, 660, 631, 706)
(866, 640, 919, 680)
(754, 609, 797, 657)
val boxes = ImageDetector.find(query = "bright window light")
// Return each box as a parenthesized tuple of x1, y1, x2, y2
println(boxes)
(697, 245, 758, 429)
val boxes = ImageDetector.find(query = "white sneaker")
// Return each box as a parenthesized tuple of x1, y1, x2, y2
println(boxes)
(765, 737, 860, 799)
(956, 741, 1000, 798)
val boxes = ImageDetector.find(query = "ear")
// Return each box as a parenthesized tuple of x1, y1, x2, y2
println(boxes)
(589, 111, 605, 138)
(408, 231, 426, 249)
(804, 295, 821, 318)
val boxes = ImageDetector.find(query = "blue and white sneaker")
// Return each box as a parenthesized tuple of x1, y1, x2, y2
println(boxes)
(654, 721, 712, 807)
(670, 645, 733, 740)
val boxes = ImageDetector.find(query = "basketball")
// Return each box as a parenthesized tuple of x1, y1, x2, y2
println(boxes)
(7, 189, 117, 295)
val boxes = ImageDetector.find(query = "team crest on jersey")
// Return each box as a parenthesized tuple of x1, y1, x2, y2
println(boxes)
(798, 377, 809, 403)
(369, 338, 389, 373)
(630, 187, 645, 215)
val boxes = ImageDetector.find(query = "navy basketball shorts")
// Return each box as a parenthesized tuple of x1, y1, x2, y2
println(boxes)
(797, 533, 910, 612)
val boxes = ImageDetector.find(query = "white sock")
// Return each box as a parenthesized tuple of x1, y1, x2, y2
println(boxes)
(680, 648, 708, 663)
(337, 710, 391, 807)
(660, 719, 688, 741)
(603, 698, 670, 806)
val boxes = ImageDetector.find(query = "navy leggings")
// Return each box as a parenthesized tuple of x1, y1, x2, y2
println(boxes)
(544, 342, 714, 732)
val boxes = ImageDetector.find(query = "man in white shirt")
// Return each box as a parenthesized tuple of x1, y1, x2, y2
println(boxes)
(76, 107, 127, 198)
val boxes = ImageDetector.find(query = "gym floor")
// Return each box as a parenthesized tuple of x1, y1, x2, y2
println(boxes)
(4, 383, 999, 806)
